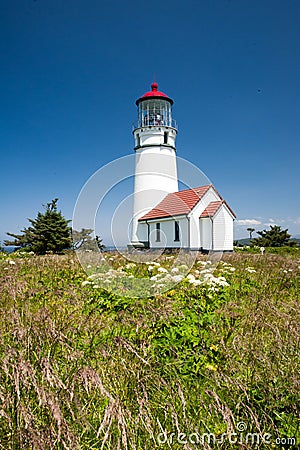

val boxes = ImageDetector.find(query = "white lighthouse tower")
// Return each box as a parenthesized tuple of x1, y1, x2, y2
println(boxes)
(130, 82, 178, 248)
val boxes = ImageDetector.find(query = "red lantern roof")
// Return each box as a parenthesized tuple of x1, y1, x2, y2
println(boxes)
(136, 82, 173, 105)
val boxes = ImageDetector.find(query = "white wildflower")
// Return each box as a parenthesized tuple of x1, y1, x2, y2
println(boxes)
(190, 279, 202, 286)
(82, 280, 91, 286)
(158, 267, 168, 273)
(171, 267, 179, 273)
(8, 260, 16, 265)
(186, 273, 195, 281)
(215, 277, 229, 287)
(200, 268, 212, 275)
(172, 275, 183, 283)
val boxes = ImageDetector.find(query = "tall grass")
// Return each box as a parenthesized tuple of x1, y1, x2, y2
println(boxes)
(0, 252, 299, 449)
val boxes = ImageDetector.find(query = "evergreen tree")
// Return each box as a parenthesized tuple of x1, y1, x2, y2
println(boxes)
(95, 235, 105, 251)
(72, 228, 105, 251)
(72, 228, 94, 250)
(251, 225, 293, 247)
(5, 199, 72, 254)
(247, 227, 255, 239)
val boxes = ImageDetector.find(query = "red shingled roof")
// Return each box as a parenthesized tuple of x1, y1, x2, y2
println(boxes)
(139, 185, 212, 221)
(199, 201, 223, 218)
(200, 200, 236, 218)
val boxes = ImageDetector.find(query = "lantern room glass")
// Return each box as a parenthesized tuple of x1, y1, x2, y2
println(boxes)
(138, 99, 172, 128)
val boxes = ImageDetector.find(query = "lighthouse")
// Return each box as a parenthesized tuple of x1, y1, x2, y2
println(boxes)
(130, 82, 179, 248)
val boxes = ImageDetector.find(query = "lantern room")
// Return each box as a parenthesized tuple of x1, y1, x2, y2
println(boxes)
(135, 82, 177, 129)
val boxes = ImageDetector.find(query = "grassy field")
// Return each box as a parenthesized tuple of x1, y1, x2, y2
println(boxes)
(0, 250, 299, 449)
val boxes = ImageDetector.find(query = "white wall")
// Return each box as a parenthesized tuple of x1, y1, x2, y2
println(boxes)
(213, 206, 234, 251)
(144, 209, 233, 251)
(200, 218, 212, 250)
(136, 222, 148, 244)
(148, 217, 189, 248)
(131, 144, 178, 244)
(131, 126, 178, 246)
(134, 127, 177, 148)
(188, 187, 221, 249)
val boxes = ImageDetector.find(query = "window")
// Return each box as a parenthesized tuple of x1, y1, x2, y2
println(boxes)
(138, 99, 172, 128)
(174, 221, 180, 241)
(156, 223, 161, 242)
(136, 134, 140, 146)
(164, 132, 168, 144)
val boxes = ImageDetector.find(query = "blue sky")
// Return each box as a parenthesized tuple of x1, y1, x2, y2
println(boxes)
(1, 0, 300, 244)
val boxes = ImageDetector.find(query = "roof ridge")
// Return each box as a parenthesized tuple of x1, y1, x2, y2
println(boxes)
(175, 183, 212, 194)
(200, 199, 236, 219)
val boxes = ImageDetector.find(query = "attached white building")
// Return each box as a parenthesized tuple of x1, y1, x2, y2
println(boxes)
(130, 83, 235, 252)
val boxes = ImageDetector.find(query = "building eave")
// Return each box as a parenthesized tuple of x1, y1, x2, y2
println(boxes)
(138, 213, 187, 223)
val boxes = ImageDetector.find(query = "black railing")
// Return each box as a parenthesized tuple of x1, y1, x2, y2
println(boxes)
(133, 118, 177, 130)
